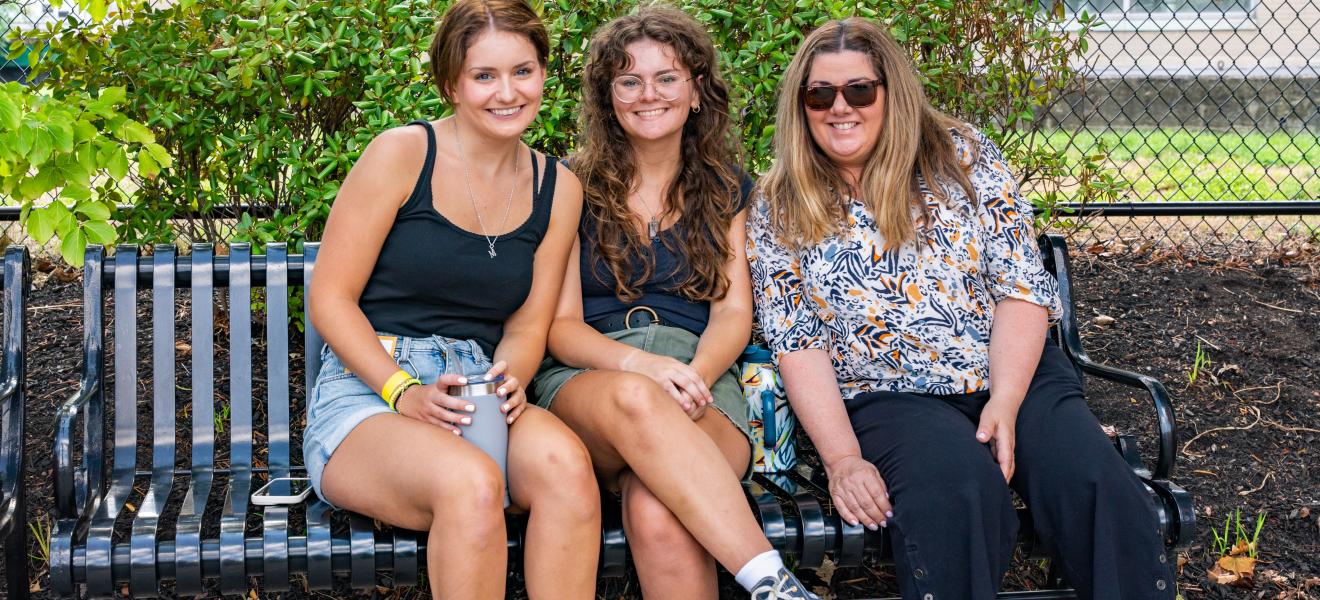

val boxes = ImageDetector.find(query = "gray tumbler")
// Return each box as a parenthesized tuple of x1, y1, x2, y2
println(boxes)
(449, 373, 511, 508)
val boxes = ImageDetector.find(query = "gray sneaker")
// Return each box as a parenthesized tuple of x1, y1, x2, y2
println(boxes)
(750, 567, 821, 599)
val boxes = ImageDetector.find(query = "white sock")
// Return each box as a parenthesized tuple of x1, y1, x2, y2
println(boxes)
(734, 549, 786, 591)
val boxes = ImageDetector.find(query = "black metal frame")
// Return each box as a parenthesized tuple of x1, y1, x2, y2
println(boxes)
(45, 237, 1192, 598)
(1, 246, 29, 600)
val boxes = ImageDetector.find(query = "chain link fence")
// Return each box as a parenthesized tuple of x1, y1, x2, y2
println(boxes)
(1039, 0, 1320, 253)
(3, 0, 1319, 256)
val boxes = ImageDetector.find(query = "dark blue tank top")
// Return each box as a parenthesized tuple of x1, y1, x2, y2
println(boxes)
(579, 173, 754, 335)
(358, 120, 557, 355)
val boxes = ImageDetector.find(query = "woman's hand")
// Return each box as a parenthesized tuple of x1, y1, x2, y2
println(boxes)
(976, 398, 1019, 483)
(394, 373, 476, 433)
(619, 349, 714, 413)
(825, 455, 893, 531)
(485, 361, 528, 425)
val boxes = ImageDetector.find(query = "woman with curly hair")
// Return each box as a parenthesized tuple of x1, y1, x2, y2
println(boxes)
(529, 6, 817, 599)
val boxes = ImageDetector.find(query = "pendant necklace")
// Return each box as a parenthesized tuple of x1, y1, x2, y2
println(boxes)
(454, 118, 518, 258)
(639, 190, 663, 241)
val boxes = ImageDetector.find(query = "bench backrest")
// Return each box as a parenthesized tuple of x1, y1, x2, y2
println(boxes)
(83, 243, 321, 481)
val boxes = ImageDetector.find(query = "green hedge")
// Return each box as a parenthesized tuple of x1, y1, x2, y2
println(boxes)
(8, 0, 1107, 257)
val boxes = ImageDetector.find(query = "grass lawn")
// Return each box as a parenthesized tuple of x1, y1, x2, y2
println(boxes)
(1035, 128, 1320, 203)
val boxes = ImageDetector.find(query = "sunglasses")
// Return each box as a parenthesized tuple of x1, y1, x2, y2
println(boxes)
(802, 78, 885, 111)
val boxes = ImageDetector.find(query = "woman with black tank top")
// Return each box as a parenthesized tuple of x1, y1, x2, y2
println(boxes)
(528, 7, 818, 600)
(304, 1, 597, 598)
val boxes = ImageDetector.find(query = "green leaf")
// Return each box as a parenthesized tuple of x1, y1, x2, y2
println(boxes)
(0, 94, 19, 131)
(49, 201, 76, 236)
(83, 220, 117, 246)
(72, 120, 99, 143)
(138, 148, 161, 179)
(106, 146, 130, 180)
(28, 207, 56, 245)
(30, 128, 55, 165)
(16, 126, 36, 158)
(145, 143, 173, 168)
(98, 86, 127, 107)
(62, 182, 93, 202)
(60, 228, 89, 267)
(118, 120, 155, 144)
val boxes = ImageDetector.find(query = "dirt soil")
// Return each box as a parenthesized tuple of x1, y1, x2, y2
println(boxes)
(4, 244, 1319, 599)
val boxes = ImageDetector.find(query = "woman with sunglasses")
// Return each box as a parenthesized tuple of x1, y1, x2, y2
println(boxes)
(748, 18, 1175, 599)
(530, 6, 818, 599)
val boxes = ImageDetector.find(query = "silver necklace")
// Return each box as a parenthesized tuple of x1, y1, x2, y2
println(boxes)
(453, 118, 518, 259)
(637, 188, 663, 240)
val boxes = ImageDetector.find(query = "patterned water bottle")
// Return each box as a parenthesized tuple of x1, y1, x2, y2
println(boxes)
(740, 345, 796, 473)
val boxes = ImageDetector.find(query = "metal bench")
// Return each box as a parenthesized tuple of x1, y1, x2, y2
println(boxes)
(1, 246, 29, 600)
(45, 235, 1192, 598)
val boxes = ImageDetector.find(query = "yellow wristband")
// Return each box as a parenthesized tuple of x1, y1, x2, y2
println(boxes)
(387, 378, 421, 412)
(380, 370, 412, 405)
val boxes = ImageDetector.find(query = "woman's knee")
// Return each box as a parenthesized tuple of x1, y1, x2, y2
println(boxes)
(428, 445, 506, 516)
(525, 431, 600, 516)
(605, 374, 675, 422)
(891, 447, 1010, 515)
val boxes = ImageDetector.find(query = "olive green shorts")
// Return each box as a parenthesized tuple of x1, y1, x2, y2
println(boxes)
(530, 324, 753, 479)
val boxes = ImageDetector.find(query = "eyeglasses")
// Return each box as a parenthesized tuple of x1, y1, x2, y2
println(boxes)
(801, 78, 885, 111)
(612, 73, 695, 103)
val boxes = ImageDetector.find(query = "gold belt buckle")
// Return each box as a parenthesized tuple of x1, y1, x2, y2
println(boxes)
(624, 306, 660, 329)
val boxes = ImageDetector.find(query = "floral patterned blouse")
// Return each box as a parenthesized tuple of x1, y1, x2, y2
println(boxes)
(747, 127, 1062, 399)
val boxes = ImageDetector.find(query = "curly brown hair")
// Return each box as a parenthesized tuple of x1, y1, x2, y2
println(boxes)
(569, 4, 742, 303)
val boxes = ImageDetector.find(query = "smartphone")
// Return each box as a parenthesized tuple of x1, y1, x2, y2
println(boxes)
(251, 477, 313, 506)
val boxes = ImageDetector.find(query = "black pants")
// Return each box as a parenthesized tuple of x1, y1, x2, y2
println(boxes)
(847, 343, 1175, 600)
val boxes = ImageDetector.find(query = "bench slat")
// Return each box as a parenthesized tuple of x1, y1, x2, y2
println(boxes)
(176, 245, 214, 596)
(261, 244, 293, 591)
(129, 247, 180, 597)
(86, 246, 145, 597)
(219, 244, 254, 595)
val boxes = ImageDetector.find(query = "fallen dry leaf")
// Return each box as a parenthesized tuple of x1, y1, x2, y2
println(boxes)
(1219, 554, 1257, 578)
(1229, 539, 1256, 557)
(1208, 562, 1241, 585)
(1093, 315, 1117, 326)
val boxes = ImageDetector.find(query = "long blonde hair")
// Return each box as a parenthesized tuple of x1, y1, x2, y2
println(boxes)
(761, 18, 977, 248)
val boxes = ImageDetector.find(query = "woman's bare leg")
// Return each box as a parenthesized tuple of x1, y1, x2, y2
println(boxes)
(507, 406, 601, 599)
(321, 413, 506, 599)
(550, 370, 770, 574)
(621, 407, 752, 599)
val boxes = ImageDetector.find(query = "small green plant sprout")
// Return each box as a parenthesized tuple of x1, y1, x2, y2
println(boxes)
(1187, 341, 1211, 386)
(1207, 508, 1266, 586)
(28, 517, 52, 565)
(214, 402, 231, 435)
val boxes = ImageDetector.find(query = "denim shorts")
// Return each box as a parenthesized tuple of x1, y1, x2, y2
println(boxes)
(303, 333, 492, 505)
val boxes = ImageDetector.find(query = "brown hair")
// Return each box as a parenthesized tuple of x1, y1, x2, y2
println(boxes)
(569, 4, 742, 303)
(760, 18, 977, 248)
(428, 0, 550, 103)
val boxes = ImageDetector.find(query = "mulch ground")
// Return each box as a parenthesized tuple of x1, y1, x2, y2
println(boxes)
(4, 242, 1318, 599)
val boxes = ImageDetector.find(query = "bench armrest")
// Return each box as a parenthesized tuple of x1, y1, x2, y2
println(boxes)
(0, 373, 19, 533)
(1042, 234, 1177, 480)
(54, 378, 104, 520)
(1071, 353, 1176, 480)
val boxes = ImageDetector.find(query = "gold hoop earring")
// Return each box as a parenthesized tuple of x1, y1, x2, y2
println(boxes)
(692, 105, 701, 113)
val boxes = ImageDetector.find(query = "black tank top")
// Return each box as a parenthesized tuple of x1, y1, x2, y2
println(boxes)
(358, 120, 557, 355)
